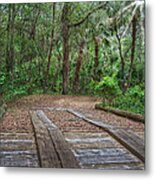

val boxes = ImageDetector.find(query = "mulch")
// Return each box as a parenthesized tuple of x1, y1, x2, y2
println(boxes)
(0, 94, 144, 134)
(44, 110, 102, 132)
(0, 109, 33, 133)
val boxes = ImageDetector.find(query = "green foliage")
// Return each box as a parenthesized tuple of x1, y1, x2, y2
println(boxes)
(90, 76, 144, 115)
(91, 75, 121, 98)
(95, 76, 118, 91)
(114, 85, 144, 115)
(0, 73, 6, 85)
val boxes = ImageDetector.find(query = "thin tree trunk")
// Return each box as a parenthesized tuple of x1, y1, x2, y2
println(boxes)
(6, 5, 11, 75)
(127, 15, 137, 87)
(29, 7, 40, 61)
(6, 4, 16, 79)
(10, 4, 16, 78)
(29, 7, 40, 41)
(46, 3, 55, 86)
(115, 27, 125, 91)
(61, 3, 70, 95)
(93, 36, 99, 81)
(73, 41, 85, 93)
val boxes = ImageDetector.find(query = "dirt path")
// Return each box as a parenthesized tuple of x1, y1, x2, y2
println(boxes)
(0, 94, 144, 133)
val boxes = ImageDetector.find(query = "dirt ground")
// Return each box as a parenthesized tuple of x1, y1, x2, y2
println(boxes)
(0, 94, 144, 134)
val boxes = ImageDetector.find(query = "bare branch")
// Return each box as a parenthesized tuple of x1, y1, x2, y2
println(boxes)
(69, 3, 106, 28)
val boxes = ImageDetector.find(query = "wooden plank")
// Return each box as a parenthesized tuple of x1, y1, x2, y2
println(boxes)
(64, 132, 122, 149)
(67, 109, 145, 163)
(64, 132, 110, 139)
(95, 104, 144, 123)
(0, 150, 37, 156)
(82, 162, 144, 170)
(75, 154, 140, 165)
(0, 133, 36, 151)
(67, 109, 113, 130)
(37, 110, 80, 168)
(65, 137, 113, 144)
(73, 148, 141, 158)
(110, 129, 145, 163)
(0, 133, 35, 140)
(121, 129, 144, 147)
(0, 132, 40, 167)
(50, 130, 80, 168)
(66, 141, 121, 149)
(48, 107, 68, 111)
(134, 131, 144, 140)
(0, 153, 39, 167)
(29, 111, 61, 168)
(72, 148, 141, 166)
(0, 149, 39, 167)
(0, 143, 36, 151)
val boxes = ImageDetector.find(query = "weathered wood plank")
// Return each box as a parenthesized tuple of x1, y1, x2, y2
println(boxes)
(122, 130, 144, 146)
(0, 143, 36, 151)
(73, 148, 128, 157)
(0, 148, 39, 167)
(110, 129, 145, 163)
(73, 148, 141, 165)
(82, 162, 144, 170)
(67, 109, 113, 130)
(0, 133, 35, 140)
(50, 130, 80, 168)
(29, 111, 61, 168)
(134, 131, 144, 140)
(37, 110, 80, 168)
(75, 154, 140, 165)
(66, 141, 121, 149)
(0, 132, 40, 167)
(64, 132, 109, 139)
(65, 137, 122, 149)
(95, 104, 144, 123)
(0, 150, 37, 156)
(0, 153, 39, 167)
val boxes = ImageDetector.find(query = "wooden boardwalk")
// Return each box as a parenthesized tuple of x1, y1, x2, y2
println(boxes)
(0, 107, 145, 169)
(0, 133, 39, 167)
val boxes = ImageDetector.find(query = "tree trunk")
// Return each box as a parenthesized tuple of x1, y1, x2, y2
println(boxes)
(93, 36, 99, 81)
(72, 41, 85, 93)
(61, 3, 70, 95)
(29, 7, 40, 61)
(115, 26, 125, 91)
(29, 7, 40, 41)
(127, 15, 137, 87)
(45, 3, 55, 88)
(6, 4, 16, 78)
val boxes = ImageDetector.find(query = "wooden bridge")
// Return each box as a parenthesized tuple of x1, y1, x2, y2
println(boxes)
(0, 107, 145, 169)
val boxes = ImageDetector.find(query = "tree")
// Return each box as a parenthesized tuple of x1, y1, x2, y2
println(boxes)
(73, 40, 85, 93)
(61, 3, 70, 94)
(45, 3, 56, 88)
(6, 4, 16, 78)
(93, 36, 100, 81)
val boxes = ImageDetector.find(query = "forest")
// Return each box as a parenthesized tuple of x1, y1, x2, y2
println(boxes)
(0, 1, 145, 115)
